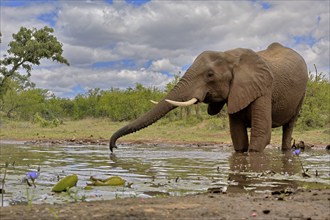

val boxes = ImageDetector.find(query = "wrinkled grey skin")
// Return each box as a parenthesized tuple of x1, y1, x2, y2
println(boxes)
(110, 43, 308, 153)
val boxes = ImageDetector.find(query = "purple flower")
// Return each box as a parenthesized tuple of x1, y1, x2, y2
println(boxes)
(292, 148, 301, 156)
(26, 171, 39, 180)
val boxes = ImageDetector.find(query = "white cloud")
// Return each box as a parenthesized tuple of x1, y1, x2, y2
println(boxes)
(151, 59, 179, 73)
(0, 2, 57, 48)
(1, 0, 329, 97)
(62, 44, 118, 66)
(30, 66, 172, 97)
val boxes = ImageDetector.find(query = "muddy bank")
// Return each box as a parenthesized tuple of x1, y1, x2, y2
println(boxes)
(6, 137, 329, 150)
(1, 188, 330, 220)
(22, 137, 229, 148)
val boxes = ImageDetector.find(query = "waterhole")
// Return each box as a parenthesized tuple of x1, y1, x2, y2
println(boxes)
(0, 142, 329, 206)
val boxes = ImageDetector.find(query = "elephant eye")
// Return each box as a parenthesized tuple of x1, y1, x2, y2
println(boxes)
(207, 70, 214, 77)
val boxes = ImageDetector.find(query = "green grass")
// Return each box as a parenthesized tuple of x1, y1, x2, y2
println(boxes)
(0, 118, 329, 146)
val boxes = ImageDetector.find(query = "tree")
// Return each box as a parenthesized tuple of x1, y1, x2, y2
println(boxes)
(0, 26, 69, 100)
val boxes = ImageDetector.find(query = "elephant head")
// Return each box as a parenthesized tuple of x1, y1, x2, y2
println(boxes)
(110, 48, 273, 152)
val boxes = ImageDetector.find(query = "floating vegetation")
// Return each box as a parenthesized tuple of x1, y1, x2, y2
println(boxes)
(87, 176, 125, 186)
(52, 174, 78, 192)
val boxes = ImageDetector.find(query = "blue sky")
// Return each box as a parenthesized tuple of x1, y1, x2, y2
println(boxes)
(1, 0, 329, 97)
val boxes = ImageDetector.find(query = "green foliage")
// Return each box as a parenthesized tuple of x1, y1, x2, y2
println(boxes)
(207, 116, 229, 131)
(0, 26, 69, 100)
(51, 174, 78, 192)
(70, 84, 165, 121)
(1, 80, 46, 119)
(297, 71, 330, 130)
(33, 113, 61, 128)
(0, 80, 64, 126)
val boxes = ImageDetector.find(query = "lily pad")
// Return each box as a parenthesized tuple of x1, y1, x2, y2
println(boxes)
(52, 174, 78, 192)
(84, 185, 93, 190)
(88, 176, 125, 186)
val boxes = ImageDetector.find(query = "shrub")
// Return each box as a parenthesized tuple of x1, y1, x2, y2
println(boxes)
(297, 70, 330, 130)
(33, 113, 61, 127)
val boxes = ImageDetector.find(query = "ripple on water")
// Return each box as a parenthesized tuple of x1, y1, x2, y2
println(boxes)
(0, 143, 329, 206)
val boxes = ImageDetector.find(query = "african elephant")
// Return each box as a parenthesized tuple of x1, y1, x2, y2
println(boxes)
(110, 42, 308, 153)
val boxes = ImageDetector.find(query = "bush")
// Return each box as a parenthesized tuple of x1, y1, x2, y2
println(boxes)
(33, 113, 61, 127)
(297, 71, 330, 130)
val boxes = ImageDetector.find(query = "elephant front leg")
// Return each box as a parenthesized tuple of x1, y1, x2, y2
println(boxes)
(229, 114, 249, 152)
(249, 94, 272, 152)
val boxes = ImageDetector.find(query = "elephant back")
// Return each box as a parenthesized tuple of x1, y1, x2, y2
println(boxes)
(258, 43, 308, 126)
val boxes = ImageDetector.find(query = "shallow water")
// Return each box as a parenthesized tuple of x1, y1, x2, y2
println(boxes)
(0, 142, 329, 206)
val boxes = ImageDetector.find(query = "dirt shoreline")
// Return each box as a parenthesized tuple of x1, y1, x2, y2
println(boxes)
(3, 137, 229, 147)
(1, 188, 330, 219)
(2, 137, 329, 150)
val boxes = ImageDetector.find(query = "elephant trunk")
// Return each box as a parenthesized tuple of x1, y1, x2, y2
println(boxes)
(109, 98, 176, 152)
(109, 73, 204, 152)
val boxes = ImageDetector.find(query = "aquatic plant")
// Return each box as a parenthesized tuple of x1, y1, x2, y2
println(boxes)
(26, 171, 40, 187)
(25, 166, 40, 188)
(1, 161, 9, 207)
(292, 148, 301, 156)
(292, 148, 311, 178)
(26, 186, 35, 210)
(52, 174, 78, 192)
(88, 176, 125, 186)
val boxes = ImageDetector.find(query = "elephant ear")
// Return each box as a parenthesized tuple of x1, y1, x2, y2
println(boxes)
(207, 101, 226, 115)
(227, 49, 273, 114)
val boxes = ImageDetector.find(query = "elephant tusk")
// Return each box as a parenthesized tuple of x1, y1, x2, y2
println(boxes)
(150, 100, 159, 104)
(165, 98, 198, 107)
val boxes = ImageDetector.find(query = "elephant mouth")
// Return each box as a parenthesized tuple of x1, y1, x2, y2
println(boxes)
(202, 92, 214, 103)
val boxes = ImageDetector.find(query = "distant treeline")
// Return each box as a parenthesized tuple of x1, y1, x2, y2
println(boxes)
(0, 72, 329, 130)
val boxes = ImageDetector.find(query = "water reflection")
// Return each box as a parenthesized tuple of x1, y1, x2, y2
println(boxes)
(227, 152, 301, 193)
(0, 142, 329, 207)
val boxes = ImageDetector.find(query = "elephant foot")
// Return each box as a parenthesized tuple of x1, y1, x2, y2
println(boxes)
(234, 149, 248, 153)
(248, 148, 263, 153)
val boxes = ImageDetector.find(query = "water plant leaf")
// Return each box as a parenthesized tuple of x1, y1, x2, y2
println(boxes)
(51, 174, 78, 192)
(88, 176, 125, 186)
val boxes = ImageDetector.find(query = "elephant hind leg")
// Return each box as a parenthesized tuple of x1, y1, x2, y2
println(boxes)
(281, 96, 305, 151)
(282, 122, 295, 151)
